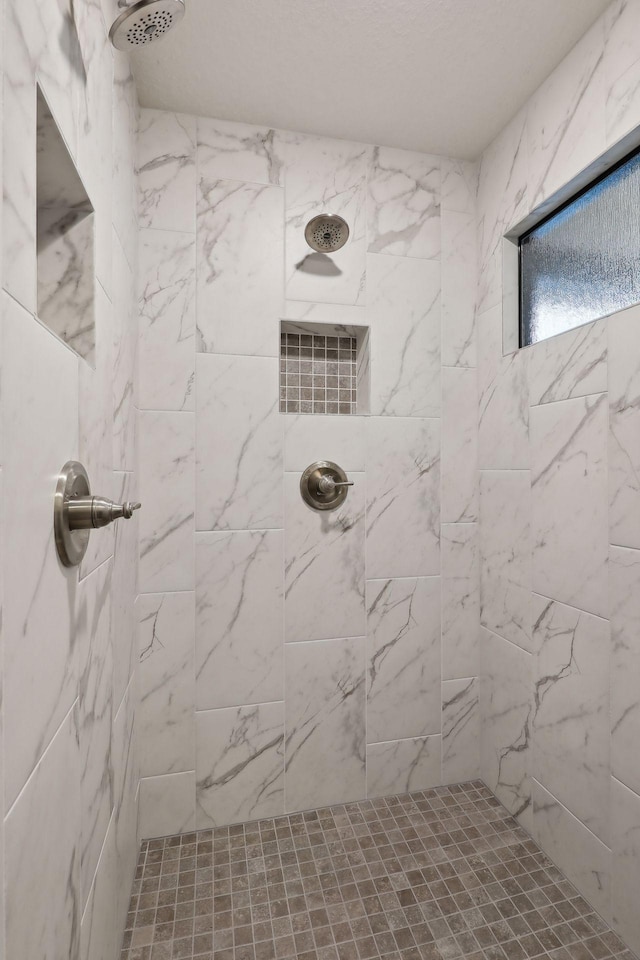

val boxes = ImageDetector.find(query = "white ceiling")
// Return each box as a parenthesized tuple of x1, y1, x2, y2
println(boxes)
(131, 0, 612, 160)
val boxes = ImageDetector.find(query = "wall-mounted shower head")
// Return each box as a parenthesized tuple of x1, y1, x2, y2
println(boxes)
(109, 0, 185, 50)
(304, 214, 350, 253)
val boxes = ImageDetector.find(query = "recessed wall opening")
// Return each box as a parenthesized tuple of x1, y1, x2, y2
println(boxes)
(279, 320, 370, 415)
(36, 86, 95, 364)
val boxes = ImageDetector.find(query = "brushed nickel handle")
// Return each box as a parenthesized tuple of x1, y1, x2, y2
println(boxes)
(54, 461, 142, 567)
(300, 461, 353, 511)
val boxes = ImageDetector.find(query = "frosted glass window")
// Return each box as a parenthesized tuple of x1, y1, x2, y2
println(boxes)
(520, 148, 640, 346)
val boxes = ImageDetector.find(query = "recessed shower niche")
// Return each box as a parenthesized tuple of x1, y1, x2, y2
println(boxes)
(36, 88, 95, 364)
(279, 320, 370, 415)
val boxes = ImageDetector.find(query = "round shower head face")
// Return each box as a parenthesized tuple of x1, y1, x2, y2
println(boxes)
(109, 0, 185, 50)
(304, 214, 350, 253)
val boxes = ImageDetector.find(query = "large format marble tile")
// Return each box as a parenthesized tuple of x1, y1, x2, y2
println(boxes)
(441, 210, 477, 368)
(285, 637, 365, 811)
(476, 110, 529, 315)
(605, 55, 640, 147)
(5, 706, 81, 960)
(531, 595, 610, 844)
(196, 702, 285, 828)
(481, 627, 532, 829)
(612, 777, 640, 956)
(609, 304, 640, 549)
(112, 679, 139, 938)
(442, 367, 477, 523)
(138, 592, 195, 777)
(441, 158, 477, 216)
(112, 231, 137, 472)
(282, 132, 369, 304)
(441, 523, 479, 680)
(367, 254, 440, 418)
(366, 417, 440, 580)
(531, 393, 608, 618)
(285, 473, 365, 642)
(366, 736, 441, 799)
(196, 354, 283, 531)
(442, 678, 480, 785)
(111, 52, 138, 272)
(77, 560, 113, 909)
(528, 319, 607, 406)
(610, 546, 640, 796)
(196, 531, 283, 709)
(139, 772, 196, 840)
(527, 19, 606, 208)
(367, 146, 440, 260)
(139, 228, 196, 412)
(138, 109, 196, 232)
(196, 177, 284, 356)
(533, 780, 612, 924)
(80, 815, 117, 960)
(2, 295, 79, 810)
(478, 305, 529, 470)
(139, 411, 195, 593)
(480, 471, 532, 652)
(284, 413, 365, 473)
(366, 577, 440, 744)
(197, 116, 284, 185)
(111, 471, 139, 712)
(79, 283, 114, 580)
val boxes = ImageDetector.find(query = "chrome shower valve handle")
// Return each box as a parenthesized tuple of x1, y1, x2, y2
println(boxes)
(54, 461, 142, 567)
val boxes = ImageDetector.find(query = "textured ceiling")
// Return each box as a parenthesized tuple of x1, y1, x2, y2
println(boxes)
(130, 0, 612, 159)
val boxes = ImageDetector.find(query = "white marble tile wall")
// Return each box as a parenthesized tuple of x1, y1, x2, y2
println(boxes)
(137, 108, 481, 837)
(477, 2, 640, 951)
(1, 0, 140, 956)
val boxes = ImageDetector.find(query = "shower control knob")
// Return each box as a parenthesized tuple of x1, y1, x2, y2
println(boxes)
(67, 496, 141, 531)
(300, 460, 354, 511)
(54, 460, 142, 567)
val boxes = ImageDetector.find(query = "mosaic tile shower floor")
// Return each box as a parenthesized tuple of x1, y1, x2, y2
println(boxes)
(120, 781, 633, 960)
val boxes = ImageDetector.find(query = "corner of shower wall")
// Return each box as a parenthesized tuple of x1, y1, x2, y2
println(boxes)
(0, 0, 142, 955)
(476, 2, 640, 954)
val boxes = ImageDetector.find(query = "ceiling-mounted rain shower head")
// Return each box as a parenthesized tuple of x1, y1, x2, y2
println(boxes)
(304, 214, 350, 253)
(109, 0, 185, 50)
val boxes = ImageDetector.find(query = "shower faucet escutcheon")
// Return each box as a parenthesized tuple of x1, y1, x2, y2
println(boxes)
(300, 460, 354, 511)
(54, 460, 141, 567)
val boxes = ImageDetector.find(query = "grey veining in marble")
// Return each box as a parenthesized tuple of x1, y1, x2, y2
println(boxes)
(480, 470, 532, 653)
(442, 678, 480, 785)
(366, 736, 441, 799)
(442, 523, 480, 681)
(196, 177, 284, 357)
(366, 577, 440, 744)
(367, 146, 440, 259)
(138, 592, 195, 777)
(610, 546, 640, 797)
(138, 109, 196, 233)
(367, 253, 441, 418)
(196, 703, 284, 828)
(531, 594, 610, 844)
(531, 393, 608, 618)
(609, 304, 640, 549)
(196, 530, 283, 709)
(285, 637, 365, 811)
(197, 116, 284, 185)
(366, 417, 440, 580)
(481, 627, 532, 829)
(139, 228, 196, 412)
(528, 319, 607, 406)
(285, 473, 365, 643)
(196, 354, 283, 531)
